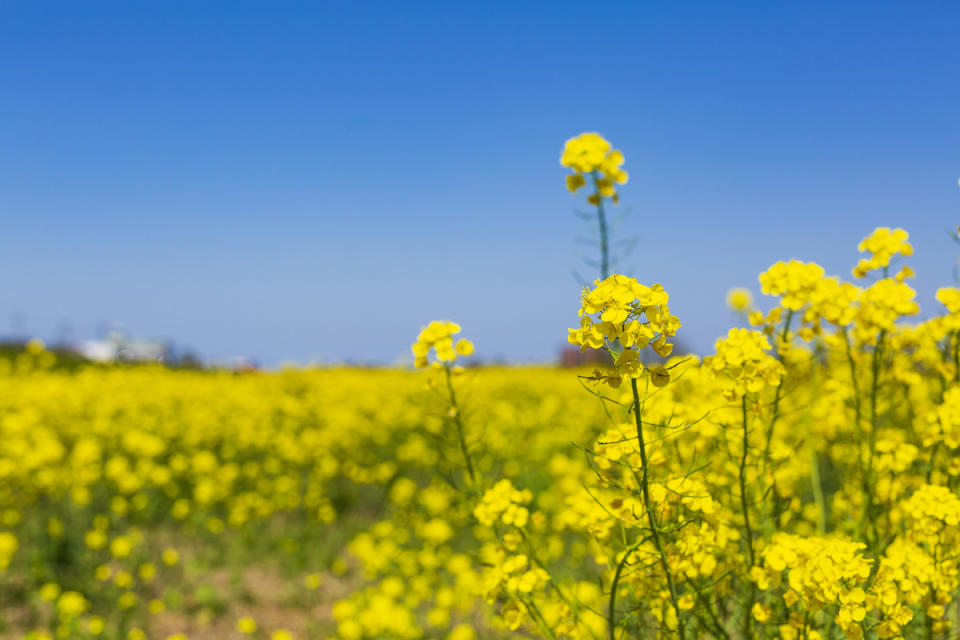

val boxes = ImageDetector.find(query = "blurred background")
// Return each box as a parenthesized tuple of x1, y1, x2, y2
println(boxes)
(1, 1, 958, 367)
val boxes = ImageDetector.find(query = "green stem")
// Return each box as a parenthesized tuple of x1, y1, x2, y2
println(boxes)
(444, 363, 477, 493)
(857, 329, 887, 546)
(927, 441, 940, 483)
(692, 583, 731, 640)
(843, 328, 867, 537)
(740, 396, 756, 567)
(762, 309, 794, 467)
(521, 597, 559, 640)
(761, 310, 794, 534)
(739, 394, 757, 638)
(862, 329, 885, 546)
(842, 328, 862, 429)
(608, 539, 645, 640)
(808, 347, 828, 534)
(630, 378, 684, 640)
(592, 173, 610, 279)
(954, 330, 960, 384)
(810, 448, 827, 535)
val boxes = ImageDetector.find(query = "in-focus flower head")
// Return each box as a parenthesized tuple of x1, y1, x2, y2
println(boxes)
(411, 321, 474, 369)
(568, 274, 681, 386)
(853, 227, 913, 278)
(560, 132, 628, 204)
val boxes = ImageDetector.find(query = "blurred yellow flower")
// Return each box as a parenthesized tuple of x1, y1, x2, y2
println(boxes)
(726, 287, 753, 312)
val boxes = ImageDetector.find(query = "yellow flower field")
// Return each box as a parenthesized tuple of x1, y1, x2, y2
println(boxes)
(3, 135, 960, 640)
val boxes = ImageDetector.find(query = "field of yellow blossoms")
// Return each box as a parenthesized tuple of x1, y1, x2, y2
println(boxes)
(3, 135, 960, 640)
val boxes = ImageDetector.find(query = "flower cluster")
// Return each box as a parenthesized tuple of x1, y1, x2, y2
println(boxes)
(704, 328, 785, 399)
(853, 227, 914, 278)
(923, 386, 960, 456)
(567, 274, 681, 386)
(560, 132, 628, 204)
(754, 534, 875, 638)
(853, 278, 919, 343)
(808, 276, 861, 327)
(411, 320, 474, 368)
(759, 260, 825, 311)
(937, 287, 960, 313)
(473, 479, 533, 528)
(936, 286, 960, 326)
(482, 553, 550, 603)
(899, 484, 960, 540)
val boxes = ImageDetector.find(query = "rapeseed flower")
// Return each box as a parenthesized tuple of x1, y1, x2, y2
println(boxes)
(560, 132, 628, 203)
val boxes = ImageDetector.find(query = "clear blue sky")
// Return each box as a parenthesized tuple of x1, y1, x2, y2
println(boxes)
(1, 2, 958, 365)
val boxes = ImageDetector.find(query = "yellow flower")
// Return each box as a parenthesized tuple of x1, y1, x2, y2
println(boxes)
(569, 274, 681, 386)
(752, 602, 772, 623)
(138, 563, 156, 582)
(560, 132, 628, 200)
(454, 338, 474, 356)
(853, 227, 913, 277)
(118, 591, 138, 609)
(704, 328, 785, 398)
(87, 616, 105, 635)
(236, 617, 257, 634)
(39, 583, 61, 601)
(0, 532, 18, 571)
(161, 548, 180, 566)
(759, 260, 825, 310)
(937, 287, 960, 314)
(56, 591, 89, 620)
(727, 287, 753, 312)
(109, 535, 133, 558)
(411, 321, 473, 368)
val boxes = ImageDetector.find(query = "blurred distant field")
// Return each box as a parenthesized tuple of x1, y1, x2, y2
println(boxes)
(0, 354, 604, 640)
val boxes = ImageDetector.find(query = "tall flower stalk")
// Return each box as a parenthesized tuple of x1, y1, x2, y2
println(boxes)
(411, 320, 477, 493)
(568, 273, 686, 637)
(561, 132, 628, 281)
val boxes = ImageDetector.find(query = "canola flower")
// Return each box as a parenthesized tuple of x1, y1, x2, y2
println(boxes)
(853, 226, 914, 278)
(411, 320, 474, 370)
(567, 274, 681, 388)
(561, 132, 628, 279)
(561, 132, 628, 204)
(704, 328, 785, 399)
(727, 287, 753, 312)
(411, 320, 477, 492)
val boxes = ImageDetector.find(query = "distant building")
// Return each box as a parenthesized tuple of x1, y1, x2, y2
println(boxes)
(79, 332, 167, 363)
(559, 345, 612, 368)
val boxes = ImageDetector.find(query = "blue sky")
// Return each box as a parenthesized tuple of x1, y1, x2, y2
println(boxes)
(1, 2, 958, 365)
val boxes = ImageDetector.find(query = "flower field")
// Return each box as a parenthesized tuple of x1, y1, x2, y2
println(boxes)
(3, 136, 960, 640)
